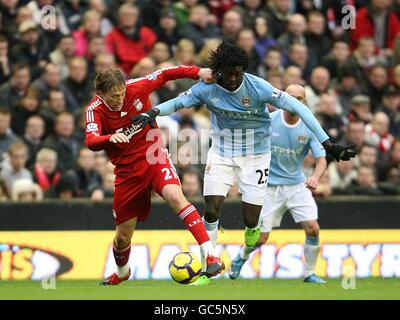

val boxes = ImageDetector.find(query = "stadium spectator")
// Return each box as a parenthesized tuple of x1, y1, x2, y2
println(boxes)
(181, 167, 202, 198)
(130, 57, 156, 79)
(236, 28, 261, 75)
(253, 15, 276, 61)
(315, 93, 345, 142)
(344, 165, 384, 196)
(335, 68, 362, 115)
(342, 120, 366, 151)
(151, 42, 172, 65)
(0, 63, 31, 111)
(39, 89, 67, 136)
(0, 0, 21, 41)
(258, 46, 284, 79)
(286, 43, 313, 81)
(282, 65, 304, 87)
(347, 95, 373, 124)
(72, 9, 102, 57)
(49, 35, 76, 80)
(0, 142, 32, 195)
(11, 88, 40, 136)
(101, 171, 115, 198)
(139, 0, 175, 30)
(51, 171, 79, 200)
(181, 4, 221, 53)
(234, 0, 263, 29)
(304, 66, 332, 112)
(33, 147, 61, 192)
(195, 38, 220, 68)
(31, 63, 78, 111)
(378, 86, 400, 137)
(265, 69, 284, 90)
(264, 0, 291, 39)
(173, 0, 199, 27)
(0, 35, 10, 85)
(22, 115, 45, 168)
(10, 20, 50, 80)
(328, 159, 358, 192)
(11, 178, 43, 202)
(305, 11, 332, 65)
(105, 4, 157, 75)
(59, 0, 89, 32)
(88, 0, 114, 36)
(221, 9, 243, 43)
(364, 64, 390, 111)
(350, 0, 400, 53)
(357, 144, 378, 168)
(62, 57, 93, 110)
(93, 52, 117, 75)
(154, 7, 182, 49)
(322, 40, 351, 80)
(75, 147, 103, 200)
(0, 108, 19, 163)
(364, 111, 395, 162)
(41, 112, 82, 172)
(276, 14, 307, 61)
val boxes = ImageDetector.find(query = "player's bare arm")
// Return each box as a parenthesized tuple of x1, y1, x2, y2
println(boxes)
(305, 157, 327, 190)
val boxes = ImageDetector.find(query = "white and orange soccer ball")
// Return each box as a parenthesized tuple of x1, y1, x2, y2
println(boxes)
(169, 252, 202, 284)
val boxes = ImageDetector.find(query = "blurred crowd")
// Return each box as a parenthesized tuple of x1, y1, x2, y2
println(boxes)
(0, 0, 400, 202)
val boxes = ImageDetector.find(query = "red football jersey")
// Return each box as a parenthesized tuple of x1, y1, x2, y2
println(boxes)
(84, 65, 201, 167)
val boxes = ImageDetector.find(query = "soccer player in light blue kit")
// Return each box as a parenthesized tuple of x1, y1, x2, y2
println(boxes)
(229, 84, 328, 283)
(132, 42, 356, 285)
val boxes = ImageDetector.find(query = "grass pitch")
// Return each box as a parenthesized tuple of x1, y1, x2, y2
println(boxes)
(0, 278, 399, 300)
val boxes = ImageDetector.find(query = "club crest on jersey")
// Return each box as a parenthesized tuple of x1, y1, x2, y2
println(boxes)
(272, 88, 283, 99)
(145, 73, 158, 80)
(86, 122, 98, 132)
(242, 96, 251, 108)
(133, 99, 143, 111)
(298, 135, 306, 143)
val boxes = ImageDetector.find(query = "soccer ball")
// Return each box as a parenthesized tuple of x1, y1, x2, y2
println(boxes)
(169, 252, 202, 284)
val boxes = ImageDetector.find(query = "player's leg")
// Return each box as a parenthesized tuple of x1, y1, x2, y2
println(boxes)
(286, 184, 325, 283)
(203, 195, 226, 247)
(229, 186, 287, 279)
(161, 184, 224, 277)
(101, 217, 137, 285)
(203, 149, 236, 247)
(300, 220, 325, 283)
(237, 152, 271, 247)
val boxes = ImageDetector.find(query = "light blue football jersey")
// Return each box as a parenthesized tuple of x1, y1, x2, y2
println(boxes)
(268, 110, 326, 186)
(156, 73, 329, 157)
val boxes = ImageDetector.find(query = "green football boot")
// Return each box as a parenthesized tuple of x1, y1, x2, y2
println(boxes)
(189, 275, 212, 286)
(244, 226, 260, 247)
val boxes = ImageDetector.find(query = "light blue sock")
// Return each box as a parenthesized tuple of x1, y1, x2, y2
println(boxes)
(304, 235, 320, 277)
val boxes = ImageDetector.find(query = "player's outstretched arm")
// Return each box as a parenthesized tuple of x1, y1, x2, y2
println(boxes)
(130, 82, 205, 129)
(273, 92, 357, 161)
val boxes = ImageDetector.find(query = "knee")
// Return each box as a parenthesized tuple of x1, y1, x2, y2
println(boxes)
(243, 215, 259, 228)
(304, 223, 320, 238)
(115, 233, 131, 249)
(204, 203, 221, 222)
(164, 188, 186, 209)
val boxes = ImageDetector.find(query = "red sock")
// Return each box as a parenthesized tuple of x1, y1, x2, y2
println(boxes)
(178, 204, 210, 245)
(113, 242, 131, 266)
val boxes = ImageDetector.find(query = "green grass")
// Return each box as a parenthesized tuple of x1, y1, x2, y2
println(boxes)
(1, 278, 399, 300)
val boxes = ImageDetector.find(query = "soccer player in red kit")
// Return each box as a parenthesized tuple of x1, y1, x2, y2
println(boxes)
(84, 66, 225, 285)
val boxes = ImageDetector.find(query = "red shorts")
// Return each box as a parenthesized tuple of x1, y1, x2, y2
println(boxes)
(113, 151, 180, 225)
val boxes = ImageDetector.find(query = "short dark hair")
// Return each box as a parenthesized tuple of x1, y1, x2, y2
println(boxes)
(94, 68, 125, 94)
(208, 41, 249, 76)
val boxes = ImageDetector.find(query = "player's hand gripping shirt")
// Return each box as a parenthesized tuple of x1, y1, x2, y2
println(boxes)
(83, 66, 201, 166)
(268, 110, 326, 186)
